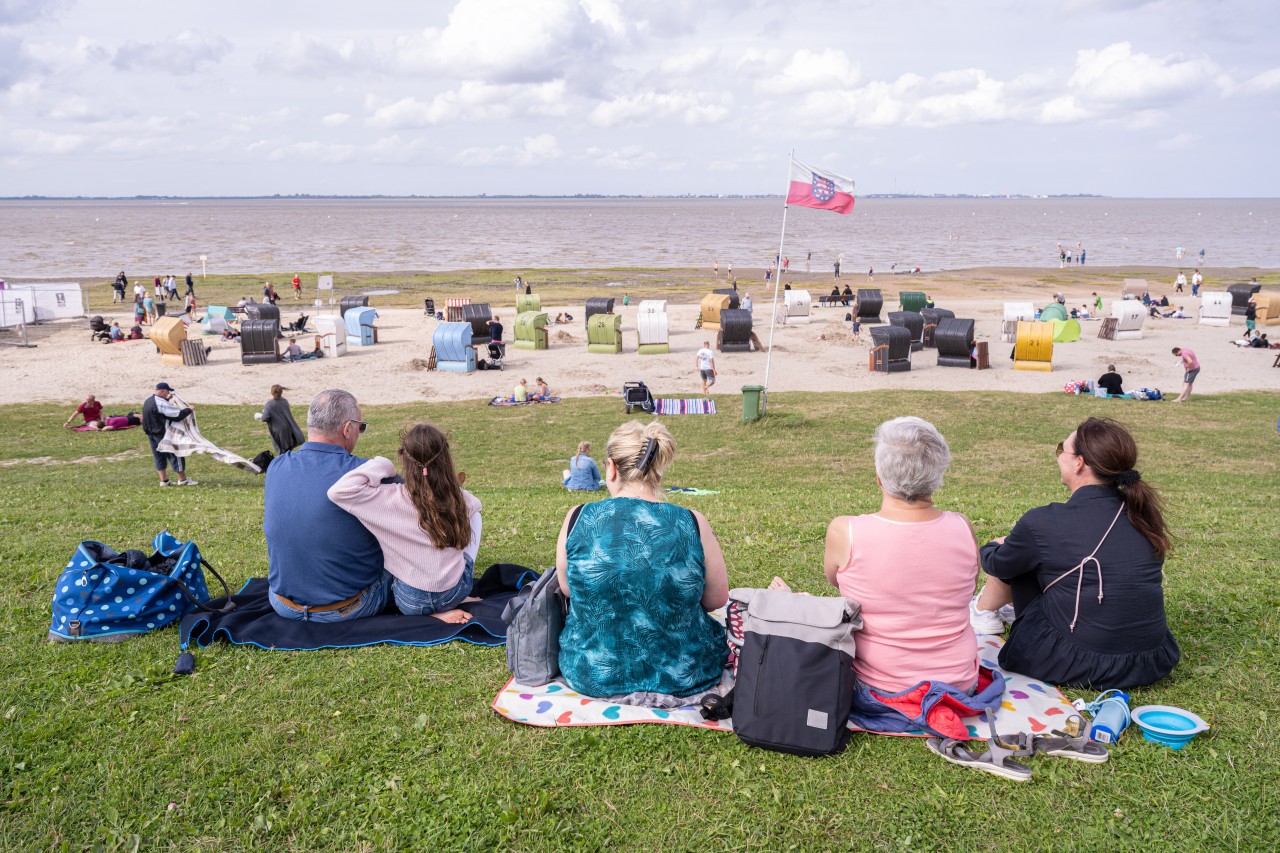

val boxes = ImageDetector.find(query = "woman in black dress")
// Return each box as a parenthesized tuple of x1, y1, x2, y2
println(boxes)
(972, 417, 1179, 689)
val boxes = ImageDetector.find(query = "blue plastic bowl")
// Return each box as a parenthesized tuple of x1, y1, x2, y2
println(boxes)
(1131, 705, 1209, 749)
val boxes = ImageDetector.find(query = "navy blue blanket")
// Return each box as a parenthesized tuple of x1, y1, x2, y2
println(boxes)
(179, 563, 534, 651)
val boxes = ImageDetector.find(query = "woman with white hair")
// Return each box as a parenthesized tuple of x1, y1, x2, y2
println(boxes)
(823, 416, 980, 693)
(556, 421, 729, 698)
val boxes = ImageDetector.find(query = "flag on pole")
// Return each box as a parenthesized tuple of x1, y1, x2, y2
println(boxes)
(786, 157, 855, 214)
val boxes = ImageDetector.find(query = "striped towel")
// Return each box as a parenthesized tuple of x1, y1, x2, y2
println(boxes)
(157, 394, 261, 473)
(655, 398, 716, 415)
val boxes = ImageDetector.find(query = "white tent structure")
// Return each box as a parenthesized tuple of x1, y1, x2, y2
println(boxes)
(1198, 292, 1232, 327)
(1111, 300, 1146, 340)
(0, 282, 85, 328)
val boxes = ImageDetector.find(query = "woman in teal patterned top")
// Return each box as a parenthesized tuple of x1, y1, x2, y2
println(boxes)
(556, 421, 729, 698)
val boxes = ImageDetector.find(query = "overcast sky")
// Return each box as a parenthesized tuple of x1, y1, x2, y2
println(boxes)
(1, 0, 1276, 198)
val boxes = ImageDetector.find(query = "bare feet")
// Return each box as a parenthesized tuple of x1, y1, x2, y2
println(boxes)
(768, 576, 792, 592)
(430, 608, 472, 624)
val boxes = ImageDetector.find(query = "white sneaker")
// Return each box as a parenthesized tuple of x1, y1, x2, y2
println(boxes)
(158, 480, 172, 487)
(179, 478, 199, 486)
(969, 595, 1005, 635)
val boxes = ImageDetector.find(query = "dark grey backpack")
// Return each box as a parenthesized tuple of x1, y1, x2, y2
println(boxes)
(501, 505, 582, 685)
(728, 588, 863, 757)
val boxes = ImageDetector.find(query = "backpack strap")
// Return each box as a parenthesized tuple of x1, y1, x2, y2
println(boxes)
(567, 503, 586, 535)
(172, 558, 236, 614)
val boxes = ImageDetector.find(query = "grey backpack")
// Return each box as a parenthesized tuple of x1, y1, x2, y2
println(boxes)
(501, 505, 582, 685)
(728, 588, 863, 756)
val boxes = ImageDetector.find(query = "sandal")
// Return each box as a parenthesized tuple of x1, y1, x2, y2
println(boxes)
(1031, 714, 1109, 764)
(925, 737, 1033, 782)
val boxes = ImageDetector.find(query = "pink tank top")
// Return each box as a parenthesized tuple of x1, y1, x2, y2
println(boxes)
(836, 512, 980, 692)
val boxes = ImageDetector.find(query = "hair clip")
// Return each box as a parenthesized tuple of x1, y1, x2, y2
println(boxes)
(636, 437, 658, 475)
(422, 467, 429, 477)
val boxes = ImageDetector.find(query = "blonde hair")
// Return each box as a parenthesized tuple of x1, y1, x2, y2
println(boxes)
(573, 440, 590, 466)
(605, 421, 675, 489)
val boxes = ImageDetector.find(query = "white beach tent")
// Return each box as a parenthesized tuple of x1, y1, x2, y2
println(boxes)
(314, 314, 347, 357)
(636, 300, 669, 354)
(0, 282, 85, 328)
(1110, 300, 1146, 340)
(783, 289, 812, 324)
(1198, 292, 1232, 327)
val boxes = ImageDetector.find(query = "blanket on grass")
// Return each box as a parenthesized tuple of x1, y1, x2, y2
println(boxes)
(655, 398, 716, 415)
(491, 635, 1076, 739)
(180, 563, 533, 651)
(488, 396, 562, 407)
(74, 422, 139, 432)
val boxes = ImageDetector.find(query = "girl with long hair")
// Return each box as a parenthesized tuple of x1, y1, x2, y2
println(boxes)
(328, 422, 482, 622)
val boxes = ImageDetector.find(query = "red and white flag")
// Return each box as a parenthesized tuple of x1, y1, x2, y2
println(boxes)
(786, 157, 855, 214)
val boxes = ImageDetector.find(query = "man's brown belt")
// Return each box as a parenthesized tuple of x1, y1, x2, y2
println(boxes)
(273, 591, 361, 613)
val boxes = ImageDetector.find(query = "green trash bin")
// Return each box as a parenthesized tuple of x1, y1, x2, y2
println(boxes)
(741, 385, 765, 422)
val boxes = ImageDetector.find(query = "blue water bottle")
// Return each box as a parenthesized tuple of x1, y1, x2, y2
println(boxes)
(1089, 690, 1131, 744)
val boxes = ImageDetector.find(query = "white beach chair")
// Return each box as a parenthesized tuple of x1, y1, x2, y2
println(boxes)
(1198, 292, 1232, 327)
(1111, 301, 1146, 340)
(784, 290, 812, 324)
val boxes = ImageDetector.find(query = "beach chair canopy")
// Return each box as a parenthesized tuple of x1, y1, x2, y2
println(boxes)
(856, 289, 883, 322)
(314, 315, 346, 357)
(240, 319, 280, 365)
(1013, 321, 1053, 371)
(888, 311, 925, 352)
(339, 295, 369, 317)
(244, 303, 280, 322)
(899, 291, 927, 312)
(584, 297, 615, 327)
(1111, 300, 1146, 338)
(700, 293, 731, 330)
(784, 289, 811, 315)
(1227, 282, 1261, 313)
(869, 325, 912, 372)
(1198, 292, 1232, 326)
(712, 289, 741, 310)
(935, 317, 975, 367)
(1004, 301, 1035, 321)
(516, 293, 541, 314)
(432, 322, 474, 362)
(719, 308, 753, 351)
(344, 306, 378, 336)
(148, 317, 187, 356)
(637, 309, 669, 345)
(638, 299, 667, 314)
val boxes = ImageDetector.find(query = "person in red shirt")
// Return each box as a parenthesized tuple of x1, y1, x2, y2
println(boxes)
(63, 394, 103, 427)
(292, 274, 302, 298)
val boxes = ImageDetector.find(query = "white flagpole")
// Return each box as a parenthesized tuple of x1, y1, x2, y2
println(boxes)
(760, 151, 793, 413)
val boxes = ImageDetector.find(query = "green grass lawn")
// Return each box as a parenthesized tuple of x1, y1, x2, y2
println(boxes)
(1, 391, 1278, 851)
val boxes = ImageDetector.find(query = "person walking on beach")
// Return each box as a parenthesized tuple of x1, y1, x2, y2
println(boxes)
(292, 274, 301, 298)
(1080, 248, 1086, 265)
(113, 272, 127, 303)
(185, 272, 195, 298)
(834, 257, 841, 279)
(1175, 271, 1186, 293)
(696, 341, 717, 395)
(1093, 292, 1103, 313)
(713, 260, 719, 276)
(514, 275, 523, 292)
(1191, 270, 1202, 297)
(1171, 347, 1200, 403)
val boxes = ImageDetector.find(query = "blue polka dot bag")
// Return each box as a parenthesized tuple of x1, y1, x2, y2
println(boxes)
(48, 530, 234, 643)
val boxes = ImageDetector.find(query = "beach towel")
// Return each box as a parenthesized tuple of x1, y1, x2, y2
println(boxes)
(655, 398, 716, 415)
(666, 487, 721, 495)
(157, 393, 260, 473)
(487, 396, 562, 407)
(73, 422, 139, 432)
(179, 564, 532, 651)
(491, 635, 1076, 739)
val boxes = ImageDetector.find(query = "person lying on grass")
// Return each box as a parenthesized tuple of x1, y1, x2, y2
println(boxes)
(82, 413, 141, 431)
(556, 420, 728, 698)
(328, 421, 482, 623)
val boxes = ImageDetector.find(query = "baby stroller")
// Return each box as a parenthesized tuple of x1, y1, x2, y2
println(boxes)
(623, 381, 655, 414)
(89, 315, 112, 342)
(479, 341, 506, 371)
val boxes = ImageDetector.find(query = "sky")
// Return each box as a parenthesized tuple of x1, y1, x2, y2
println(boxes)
(1, 0, 1276, 198)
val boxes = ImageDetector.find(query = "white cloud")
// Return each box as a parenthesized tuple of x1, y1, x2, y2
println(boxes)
(256, 34, 371, 76)
(455, 133, 563, 166)
(266, 141, 359, 163)
(321, 112, 351, 127)
(1067, 42, 1219, 107)
(1239, 67, 1280, 94)
(583, 144, 659, 170)
(366, 80, 569, 128)
(660, 46, 718, 77)
(1038, 95, 1090, 124)
(113, 31, 232, 75)
(6, 127, 87, 154)
(391, 0, 614, 83)
(1157, 132, 1199, 151)
(590, 90, 730, 127)
(756, 48, 860, 96)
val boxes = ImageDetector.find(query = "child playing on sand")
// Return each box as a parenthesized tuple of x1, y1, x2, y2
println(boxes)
(327, 422, 482, 622)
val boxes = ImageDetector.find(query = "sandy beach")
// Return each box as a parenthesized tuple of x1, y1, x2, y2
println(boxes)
(4, 268, 1277, 407)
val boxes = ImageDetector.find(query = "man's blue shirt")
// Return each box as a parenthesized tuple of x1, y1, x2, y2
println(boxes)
(264, 441, 384, 605)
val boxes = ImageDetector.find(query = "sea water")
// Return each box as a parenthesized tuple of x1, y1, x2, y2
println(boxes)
(1, 197, 1277, 279)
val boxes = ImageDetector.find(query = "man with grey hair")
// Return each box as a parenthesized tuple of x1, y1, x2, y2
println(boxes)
(263, 388, 392, 621)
